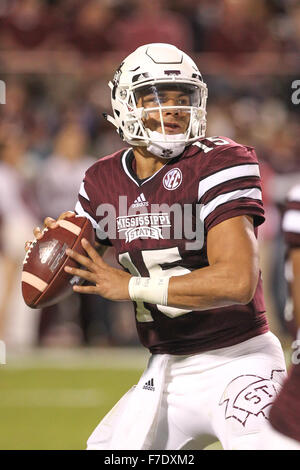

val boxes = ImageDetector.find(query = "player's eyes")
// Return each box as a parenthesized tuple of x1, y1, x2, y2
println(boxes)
(159, 95, 190, 105)
(177, 98, 190, 106)
(141, 95, 190, 107)
(143, 96, 159, 106)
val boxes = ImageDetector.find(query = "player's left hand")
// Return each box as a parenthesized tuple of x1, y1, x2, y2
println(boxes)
(64, 238, 131, 301)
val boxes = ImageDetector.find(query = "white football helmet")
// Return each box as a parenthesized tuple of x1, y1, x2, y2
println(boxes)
(105, 43, 208, 159)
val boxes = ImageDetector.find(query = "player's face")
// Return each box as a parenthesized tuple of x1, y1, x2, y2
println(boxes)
(136, 86, 194, 135)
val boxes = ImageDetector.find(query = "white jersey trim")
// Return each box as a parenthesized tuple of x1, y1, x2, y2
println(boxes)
(198, 164, 260, 201)
(121, 148, 138, 186)
(75, 200, 98, 229)
(201, 187, 262, 221)
(79, 182, 90, 201)
(122, 148, 170, 187)
(282, 210, 300, 234)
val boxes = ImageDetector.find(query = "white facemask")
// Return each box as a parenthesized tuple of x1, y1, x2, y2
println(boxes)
(146, 131, 187, 159)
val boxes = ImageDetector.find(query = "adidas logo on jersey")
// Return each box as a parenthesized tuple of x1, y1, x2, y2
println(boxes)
(131, 193, 149, 208)
(143, 378, 155, 391)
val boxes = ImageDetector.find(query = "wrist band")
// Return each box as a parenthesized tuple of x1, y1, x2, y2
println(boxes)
(128, 277, 169, 306)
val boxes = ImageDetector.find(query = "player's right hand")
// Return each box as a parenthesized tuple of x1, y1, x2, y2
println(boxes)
(24, 211, 76, 252)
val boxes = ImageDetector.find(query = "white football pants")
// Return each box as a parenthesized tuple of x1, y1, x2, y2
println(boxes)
(87, 332, 287, 450)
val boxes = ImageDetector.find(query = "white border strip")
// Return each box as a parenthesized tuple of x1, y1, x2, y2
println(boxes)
(122, 148, 139, 186)
(121, 148, 168, 187)
(79, 182, 90, 201)
(198, 164, 260, 201)
(201, 188, 262, 220)
(75, 201, 98, 229)
(57, 219, 81, 236)
(22, 272, 48, 292)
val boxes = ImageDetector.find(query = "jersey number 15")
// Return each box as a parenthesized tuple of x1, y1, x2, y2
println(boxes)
(119, 247, 192, 322)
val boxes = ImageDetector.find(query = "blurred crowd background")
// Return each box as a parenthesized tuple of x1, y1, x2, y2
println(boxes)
(0, 0, 299, 350)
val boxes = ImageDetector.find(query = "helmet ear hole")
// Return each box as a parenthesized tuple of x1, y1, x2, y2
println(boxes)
(119, 89, 127, 100)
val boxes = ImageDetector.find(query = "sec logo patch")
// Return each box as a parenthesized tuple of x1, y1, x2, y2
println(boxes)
(163, 168, 182, 190)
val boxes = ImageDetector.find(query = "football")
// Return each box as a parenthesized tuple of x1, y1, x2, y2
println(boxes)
(22, 216, 95, 308)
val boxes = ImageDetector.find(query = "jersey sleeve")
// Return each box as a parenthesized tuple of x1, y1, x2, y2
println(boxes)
(75, 165, 112, 246)
(282, 185, 300, 249)
(197, 142, 265, 232)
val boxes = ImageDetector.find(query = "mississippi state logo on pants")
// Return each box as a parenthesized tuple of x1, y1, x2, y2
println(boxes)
(219, 370, 285, 427)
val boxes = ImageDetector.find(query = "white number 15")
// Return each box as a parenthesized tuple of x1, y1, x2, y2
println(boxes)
(119, 247, 192, 323)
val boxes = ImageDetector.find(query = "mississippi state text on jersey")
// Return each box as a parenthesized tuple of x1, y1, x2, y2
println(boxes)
(76, 136, 268, 354)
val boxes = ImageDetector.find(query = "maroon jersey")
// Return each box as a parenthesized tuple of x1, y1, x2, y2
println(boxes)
(269, 184, 300, 443)
(75, 136, 269, 354)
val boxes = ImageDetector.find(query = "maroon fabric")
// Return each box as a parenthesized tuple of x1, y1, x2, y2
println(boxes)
(76, 136, 269, 354)
(269, 364, 300, 442)
(269, 189, 300, 442)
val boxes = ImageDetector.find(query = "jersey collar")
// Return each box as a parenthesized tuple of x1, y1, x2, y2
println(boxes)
(121, 148, 176, 187)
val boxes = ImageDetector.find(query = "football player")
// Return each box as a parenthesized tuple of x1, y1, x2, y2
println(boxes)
(30, 44, 288, 450)
(256, 184, 300, 449)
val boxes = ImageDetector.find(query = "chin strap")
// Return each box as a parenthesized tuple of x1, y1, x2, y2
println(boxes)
(146, 131, 187, 159)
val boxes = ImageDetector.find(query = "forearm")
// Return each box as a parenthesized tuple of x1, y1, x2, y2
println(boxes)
(167, 263, 258, 310)
(128, 262, 258, 311)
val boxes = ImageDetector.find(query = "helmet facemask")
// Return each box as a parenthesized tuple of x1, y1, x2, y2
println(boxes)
(138, 83, 206, 158)
(106, 44, 208, 159)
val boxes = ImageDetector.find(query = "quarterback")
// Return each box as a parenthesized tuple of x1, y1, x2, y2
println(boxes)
(31, 44, 288, 450)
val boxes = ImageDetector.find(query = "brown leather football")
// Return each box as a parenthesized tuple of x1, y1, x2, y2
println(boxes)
(22, 216, 95, 308)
